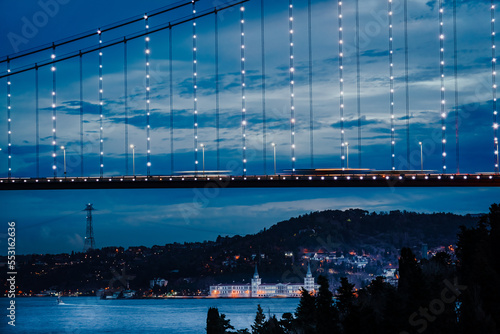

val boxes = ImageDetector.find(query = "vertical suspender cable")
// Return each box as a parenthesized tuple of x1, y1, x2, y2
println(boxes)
(338, 0, 345, 170)
(169, 25, 175, 174)
(79, 52, 84, 177)
(215, 11, 220, 172)
(7, 59, 12, 178)
(355, 0, 362, 168)
(145, 15, 152, 176)
(289, 0, 296, 174)
(51, 46, 57, 177)
(35, 64, 40, 177)
(241, 6, 247, 176)
(389, 0, 396, 171)
(404, 0, 410, 168)
(453, 0, 460, 174)
(124, 40, 129, 176)
(98, 30, 104, 177)
(492, 1, 499, 173)
(308, 0, 314, 169)
(193, 2, 199, 175)
(439, 0, 447, 173)
(261, 0, 267, 174)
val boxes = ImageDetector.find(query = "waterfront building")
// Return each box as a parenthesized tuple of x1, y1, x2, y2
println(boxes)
(210, 264, 319, 298)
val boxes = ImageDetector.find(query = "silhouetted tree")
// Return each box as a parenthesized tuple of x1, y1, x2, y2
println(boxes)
(336, 277, 359, 334)
(315, 275, 340, 334)
(261, 315, 285, 334)
(278, 313, 294, 333)
(398, 247, 428, 320)
(456, 203, 500, 333)
(206, 307, 234, 334)
(251, 305, 266, 334)
(295, 288, 316, 334)
(336, 277, 355, 315)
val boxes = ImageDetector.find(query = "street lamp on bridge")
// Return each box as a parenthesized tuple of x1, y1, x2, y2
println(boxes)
(419, 142, 423, 172)
(60, 146, 66, 178)
(271, 143, 277, 175)
(200, 143, 205, 176)
(345, 142, 349, 170)
(130, 144, 135, 177)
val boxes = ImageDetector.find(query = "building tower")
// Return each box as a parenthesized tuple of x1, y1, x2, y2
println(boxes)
(83, 203, 96, 251)
(251, 265, 261, 297)
(304, 262, 315, 292)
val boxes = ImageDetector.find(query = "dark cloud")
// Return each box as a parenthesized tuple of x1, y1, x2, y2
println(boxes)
(331, 116, 385, 129)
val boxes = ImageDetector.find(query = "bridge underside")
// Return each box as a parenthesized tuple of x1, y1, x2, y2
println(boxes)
(1, 174, 500, 190)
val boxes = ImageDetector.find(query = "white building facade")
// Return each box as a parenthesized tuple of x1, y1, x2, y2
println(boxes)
(210, 264, 319, 298)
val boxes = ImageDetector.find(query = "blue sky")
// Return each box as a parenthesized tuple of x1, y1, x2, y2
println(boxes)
(1, 0, 500, 254)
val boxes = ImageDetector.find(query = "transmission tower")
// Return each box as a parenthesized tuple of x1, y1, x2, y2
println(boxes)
(83, 203, 96, 251)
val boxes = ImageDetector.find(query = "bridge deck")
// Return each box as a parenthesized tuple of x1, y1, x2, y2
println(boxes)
(1, 174, 500, 190)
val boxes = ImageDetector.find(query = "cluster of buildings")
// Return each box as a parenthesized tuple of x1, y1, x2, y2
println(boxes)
(304, 251, 371, 269)
(210, 264, 319, 298)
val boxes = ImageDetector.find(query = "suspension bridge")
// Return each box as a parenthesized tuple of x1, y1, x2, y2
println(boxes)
(1, 0, 500, 190)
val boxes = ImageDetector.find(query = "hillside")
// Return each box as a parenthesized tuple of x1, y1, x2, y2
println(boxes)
(2, 209, 479, 295)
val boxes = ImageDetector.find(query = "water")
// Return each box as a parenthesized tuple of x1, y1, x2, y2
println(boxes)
(1, 297, 299, 333)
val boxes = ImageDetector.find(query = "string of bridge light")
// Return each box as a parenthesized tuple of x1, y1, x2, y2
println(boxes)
(439, 0, 446, 173)
(289, 0, 296, 173)
(6, 60, 12, 178)
(192, 1, 199, 174)
(492, 1, 499, 173)
(51, 46, 57, 177)
(98, 29, 104, 177)
(338, 0, 346, 170)
(241, 6, 247, 176)
(388, 0, 395, 170)
(145, 15, 152, 176)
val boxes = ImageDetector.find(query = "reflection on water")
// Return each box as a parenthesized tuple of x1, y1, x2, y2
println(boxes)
(0, 297, 299, 333)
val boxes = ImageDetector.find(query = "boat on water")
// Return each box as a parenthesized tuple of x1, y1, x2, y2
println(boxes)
(56, 296, 64, 305)
(105, 292, 121, 299)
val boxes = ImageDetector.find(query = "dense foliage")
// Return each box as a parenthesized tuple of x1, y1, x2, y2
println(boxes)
(206, 204, 500, 334)
(1, 209, 477, 295)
